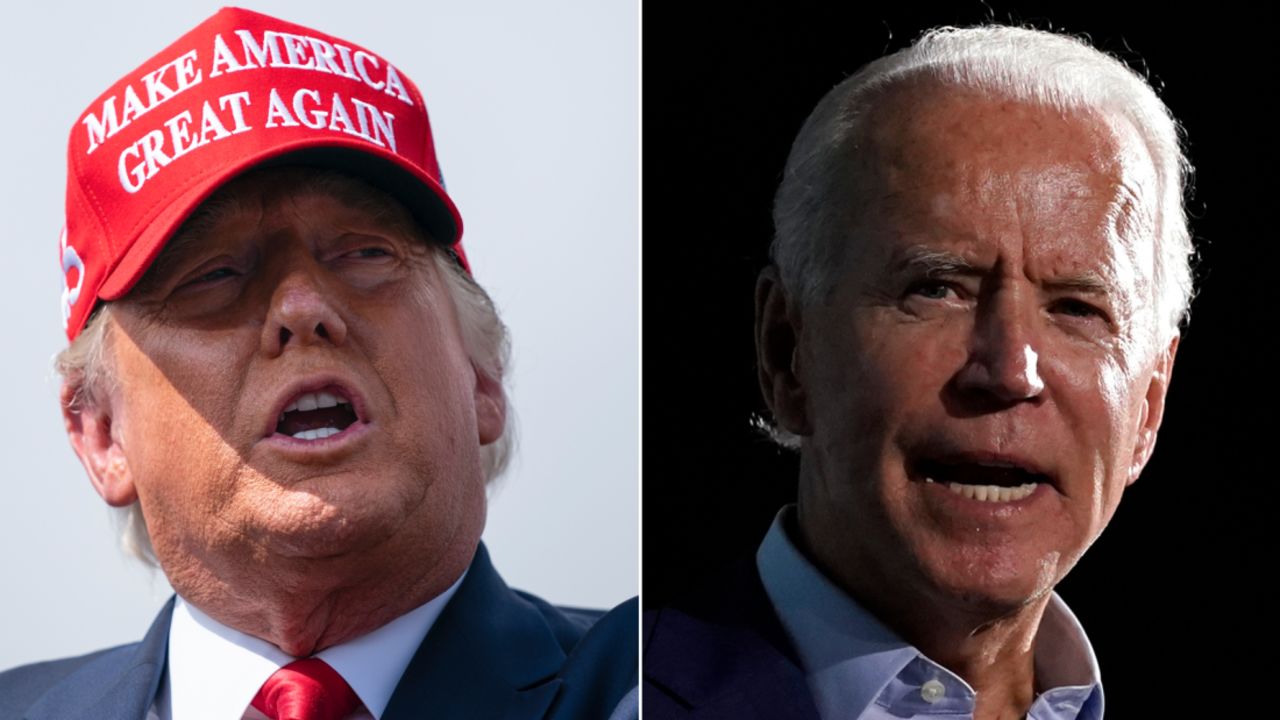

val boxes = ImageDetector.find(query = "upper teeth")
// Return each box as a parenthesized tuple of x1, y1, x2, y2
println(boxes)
(923, 479, 1039, 502)
(284, 391, 347, 413)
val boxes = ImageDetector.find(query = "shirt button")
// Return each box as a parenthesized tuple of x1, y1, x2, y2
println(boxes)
(921, 679, 946, 703)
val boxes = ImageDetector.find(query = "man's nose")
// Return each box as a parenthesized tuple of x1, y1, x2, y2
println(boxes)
(260, 263, 349, 357)
(954, 290, 1044, 404)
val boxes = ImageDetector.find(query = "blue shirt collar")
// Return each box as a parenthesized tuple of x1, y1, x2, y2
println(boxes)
(756, 506, 1103, 720)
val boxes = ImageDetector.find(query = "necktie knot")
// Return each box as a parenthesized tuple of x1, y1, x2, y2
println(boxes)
(252, 658, 360, 720)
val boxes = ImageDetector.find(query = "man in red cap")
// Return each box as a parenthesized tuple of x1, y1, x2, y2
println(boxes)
(0, 8, 636, 720)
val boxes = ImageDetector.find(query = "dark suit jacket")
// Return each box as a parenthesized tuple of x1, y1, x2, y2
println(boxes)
(643, 558, 819, 720)
(0, 544, 637, 720)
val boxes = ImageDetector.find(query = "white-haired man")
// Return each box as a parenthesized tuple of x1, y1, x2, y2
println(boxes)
(644, 25, 1190, 720)
(0, 8, 635, 720)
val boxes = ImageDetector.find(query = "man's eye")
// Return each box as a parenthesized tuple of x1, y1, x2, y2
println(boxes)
(1051, 298, 1104, 320)
(346, 247, 392, 259)
(906, 280, 959, 301)
(183, 267, 238, 287)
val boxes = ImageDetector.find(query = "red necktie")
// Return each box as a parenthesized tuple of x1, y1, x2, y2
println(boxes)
(251, 658, 361, 720)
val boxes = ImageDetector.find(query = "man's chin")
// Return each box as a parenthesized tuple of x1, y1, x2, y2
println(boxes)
(918, 560, 1060, 623)
(240, 493, 407, 560)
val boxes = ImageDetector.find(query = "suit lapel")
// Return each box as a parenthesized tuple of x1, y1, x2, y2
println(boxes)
(644, 559, 821, 720)
(25, 598, 172, 720)
(383, 544, 566, 720)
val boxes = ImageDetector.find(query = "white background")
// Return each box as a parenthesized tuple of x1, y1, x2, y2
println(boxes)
(0, 0, 637, 670)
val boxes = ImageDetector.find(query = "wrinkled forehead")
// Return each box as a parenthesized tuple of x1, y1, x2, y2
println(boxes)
(855, 80, 1155, 207)
(839, 80, 1159, 264)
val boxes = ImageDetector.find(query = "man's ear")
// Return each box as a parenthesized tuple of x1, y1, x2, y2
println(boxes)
(1128, 334, 1179, 486)
(472, 368, 507, 447)
(755, 266, 812, 437)
(61, 382, 137, 507)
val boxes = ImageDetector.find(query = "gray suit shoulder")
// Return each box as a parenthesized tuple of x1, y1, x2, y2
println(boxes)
(0, 644, 135, 719)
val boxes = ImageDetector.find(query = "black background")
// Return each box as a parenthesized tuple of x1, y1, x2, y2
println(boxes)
(642, 2, 1272, 714)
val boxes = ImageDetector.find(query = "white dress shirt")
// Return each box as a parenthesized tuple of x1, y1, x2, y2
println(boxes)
(147, 571, 464, 720)
(757, 507, 1103, 720)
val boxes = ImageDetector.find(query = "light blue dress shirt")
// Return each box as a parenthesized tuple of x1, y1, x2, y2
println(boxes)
(756, 507, 1103, 720)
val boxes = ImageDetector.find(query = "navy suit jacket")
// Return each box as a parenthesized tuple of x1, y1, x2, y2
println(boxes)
(0, 544, 637, 720)
(643, 558, 819, 720)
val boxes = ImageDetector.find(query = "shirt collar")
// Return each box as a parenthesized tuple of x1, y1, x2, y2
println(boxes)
(164, 571, 465, 720)
(756, 506, 1103, 720)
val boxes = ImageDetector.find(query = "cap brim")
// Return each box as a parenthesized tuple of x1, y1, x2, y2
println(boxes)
(97, 138, 463, 301)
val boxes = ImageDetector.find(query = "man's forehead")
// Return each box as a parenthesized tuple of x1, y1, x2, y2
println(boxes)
(857, 180, 1151, 295)
(134, 168, 426, 289)
(824, 83, 1158, 305)
(844, 83, 1157, 241)
(861, 83, 1137, 182)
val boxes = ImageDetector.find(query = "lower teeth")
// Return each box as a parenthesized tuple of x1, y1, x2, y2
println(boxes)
(291, 427, 340, 441)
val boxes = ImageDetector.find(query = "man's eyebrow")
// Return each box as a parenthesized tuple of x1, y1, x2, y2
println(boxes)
(134, 198, 243, 291)
(891, 246, 1116, 296)
(1042, 273, 1112, 296)
(891, 246, 980, 276)
(135, 230, 212, 291)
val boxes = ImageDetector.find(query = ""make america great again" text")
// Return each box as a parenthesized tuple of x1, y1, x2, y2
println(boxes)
(81, 29, 416, 193)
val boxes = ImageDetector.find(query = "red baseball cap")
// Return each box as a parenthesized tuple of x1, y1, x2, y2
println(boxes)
(60, 6, 466, 341)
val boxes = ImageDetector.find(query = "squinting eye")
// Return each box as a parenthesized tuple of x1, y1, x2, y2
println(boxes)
(186, 267, 237, 286)
(1052, 298, 1104, 319)
(906, 280, 958, 301)
(347, 247, 391, 259)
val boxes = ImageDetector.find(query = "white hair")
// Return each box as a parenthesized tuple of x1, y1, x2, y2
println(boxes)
(774, 25, 1194, 336)
(765, 25, 1195, 449)
(56, 174, 513, 564)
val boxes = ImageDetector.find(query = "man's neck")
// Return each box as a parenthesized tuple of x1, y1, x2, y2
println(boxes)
(905, 602, 1044, 720)
(159, 530, 478, 657)
(794, 500, 1050, 720)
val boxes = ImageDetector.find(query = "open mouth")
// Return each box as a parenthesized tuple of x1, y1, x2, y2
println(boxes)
(915, 459, 1052, 503)
(275, 388, 359, 441)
